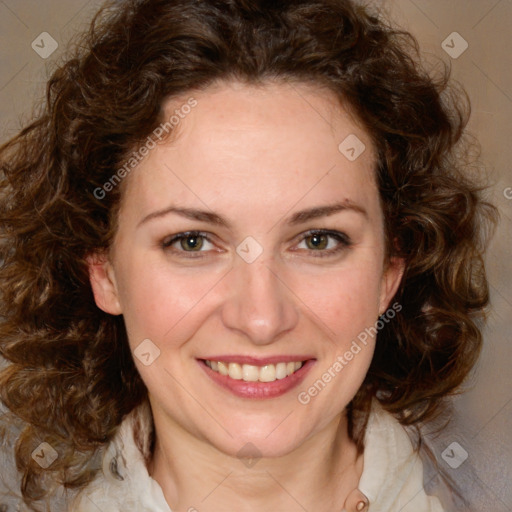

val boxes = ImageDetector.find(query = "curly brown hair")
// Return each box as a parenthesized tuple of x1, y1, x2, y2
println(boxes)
(0, 0, 497, 508)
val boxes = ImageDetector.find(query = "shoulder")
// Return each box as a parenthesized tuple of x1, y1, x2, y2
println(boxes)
(72, 402, 171, 512)
(358, 401, 446, 512)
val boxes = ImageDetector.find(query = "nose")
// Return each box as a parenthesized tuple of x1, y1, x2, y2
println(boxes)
(220, 256, 299, 346)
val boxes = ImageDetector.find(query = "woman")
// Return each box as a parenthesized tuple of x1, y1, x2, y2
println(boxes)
(0, 0, 497, 510)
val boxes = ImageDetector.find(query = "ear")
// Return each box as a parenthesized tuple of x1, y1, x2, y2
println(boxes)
(87, 252, 123, 315)
(378, 256, 405, 315)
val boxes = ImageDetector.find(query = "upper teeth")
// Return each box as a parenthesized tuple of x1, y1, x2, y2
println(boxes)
(205, 360, 303, 382)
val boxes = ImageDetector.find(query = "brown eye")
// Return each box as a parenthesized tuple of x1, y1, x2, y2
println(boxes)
(305, 233, 329, 250)
(294, 230, 352, 258)
(162, 231, 214, 255)
(179, 234, 204, 251)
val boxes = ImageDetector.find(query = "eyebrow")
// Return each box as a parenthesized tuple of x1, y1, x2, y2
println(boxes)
(287, 201, 367, 224)
(137, 200, 367, 229)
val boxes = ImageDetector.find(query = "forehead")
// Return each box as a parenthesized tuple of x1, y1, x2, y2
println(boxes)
(120, 81, 380, 225)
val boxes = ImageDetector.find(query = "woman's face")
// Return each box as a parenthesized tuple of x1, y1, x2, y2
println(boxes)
(89, 81, 403, 458)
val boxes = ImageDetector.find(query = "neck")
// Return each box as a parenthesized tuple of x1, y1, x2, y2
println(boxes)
(147, 405, 363, 512)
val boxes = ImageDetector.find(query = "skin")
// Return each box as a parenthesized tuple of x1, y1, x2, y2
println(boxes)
(89, 80, 404, 512)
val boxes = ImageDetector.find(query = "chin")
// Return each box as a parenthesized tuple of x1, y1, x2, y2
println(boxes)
(198, 414, 310, 461)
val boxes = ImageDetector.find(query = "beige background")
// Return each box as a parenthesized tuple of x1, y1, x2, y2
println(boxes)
(0, 0, 511, 509)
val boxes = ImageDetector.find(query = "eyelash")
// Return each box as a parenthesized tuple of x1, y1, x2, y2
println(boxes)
(294, 229, 352, 258)
(161, 229, 352, 259)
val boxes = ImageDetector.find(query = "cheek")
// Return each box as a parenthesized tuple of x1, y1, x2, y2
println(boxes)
(292, 261, 383, 420)
(291, 260, 383, 342)
(113, 253, 226, 349)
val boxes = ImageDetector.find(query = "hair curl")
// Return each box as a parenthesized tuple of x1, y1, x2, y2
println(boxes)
(0, 0, 497, 507)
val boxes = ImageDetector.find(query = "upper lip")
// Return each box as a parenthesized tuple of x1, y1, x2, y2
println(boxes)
(199, 355, 315, 365)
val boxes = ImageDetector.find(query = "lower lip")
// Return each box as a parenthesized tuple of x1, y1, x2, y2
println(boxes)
(198, 359, 316, 399)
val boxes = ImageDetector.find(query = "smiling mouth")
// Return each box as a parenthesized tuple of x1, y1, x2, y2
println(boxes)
(203, 360, 305, 383)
